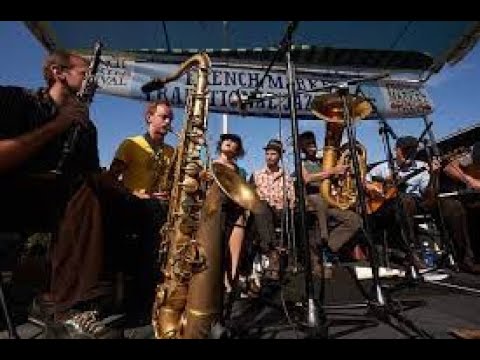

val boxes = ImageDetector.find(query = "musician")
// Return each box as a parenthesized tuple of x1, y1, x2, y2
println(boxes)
(444, 141, 480, 191)
(365, 136, 432, 268)
(439, 141, 480, 273)
(210, 133, 248, 292)
(108, 99, 175, 322)
(0, 50, 119, 337)
(253, 139, 296, 214)
(109, 99, 175, 200)
(250, 139, 295, 280)
(299, 131, 362, 269)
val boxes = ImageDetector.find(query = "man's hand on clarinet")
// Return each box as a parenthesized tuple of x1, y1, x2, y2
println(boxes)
(53, 98, 89, 131)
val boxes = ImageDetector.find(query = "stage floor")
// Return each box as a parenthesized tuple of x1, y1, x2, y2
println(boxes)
(2, 266, 480, 339)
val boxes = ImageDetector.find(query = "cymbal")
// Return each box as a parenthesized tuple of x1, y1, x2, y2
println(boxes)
(311, 93, 372, 123)
(211, 162, 262, 214)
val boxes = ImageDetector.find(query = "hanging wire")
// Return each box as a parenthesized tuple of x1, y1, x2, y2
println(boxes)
(161, 21, 172, 52)
(389, 21, 413, 50)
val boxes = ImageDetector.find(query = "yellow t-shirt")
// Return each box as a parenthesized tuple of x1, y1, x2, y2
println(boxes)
(114, 135, 175, 194)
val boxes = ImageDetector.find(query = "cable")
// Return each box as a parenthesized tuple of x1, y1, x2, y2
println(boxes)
(389, 21, 414, 50)
(161, 21, 171, 53)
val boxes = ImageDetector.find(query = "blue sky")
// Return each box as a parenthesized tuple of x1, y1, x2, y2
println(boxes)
(1, 21, 479, 176)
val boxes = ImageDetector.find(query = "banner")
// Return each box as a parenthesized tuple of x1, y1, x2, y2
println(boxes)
(94, 56, 434, 120)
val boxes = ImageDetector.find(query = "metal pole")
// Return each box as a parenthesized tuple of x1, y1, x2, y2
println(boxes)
(285, 23, 327, 338)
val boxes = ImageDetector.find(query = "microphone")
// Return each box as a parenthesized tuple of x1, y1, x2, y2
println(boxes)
(287, 21, 299, 36)
(378, 120, 398, 140)
(231, 90, 277, 111)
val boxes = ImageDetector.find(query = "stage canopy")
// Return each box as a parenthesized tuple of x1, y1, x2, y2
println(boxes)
(24, 21, 480, 76)
(23, 21, 480, 120)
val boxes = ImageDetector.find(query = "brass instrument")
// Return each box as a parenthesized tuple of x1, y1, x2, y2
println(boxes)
(311, 93, 371, 210)
(184, 162, 261, 339)
(145, 53, 261, 339)
(211, 162, 263, 213)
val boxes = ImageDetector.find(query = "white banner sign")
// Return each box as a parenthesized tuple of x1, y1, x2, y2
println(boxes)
(94, 56, 434, 120)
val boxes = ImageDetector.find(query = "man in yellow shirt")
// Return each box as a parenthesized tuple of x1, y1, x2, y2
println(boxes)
(109, 99, 176, 324)
(110, 99, 175, 199)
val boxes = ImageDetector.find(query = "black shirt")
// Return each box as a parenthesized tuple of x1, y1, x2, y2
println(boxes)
(0, 86, 100, 179)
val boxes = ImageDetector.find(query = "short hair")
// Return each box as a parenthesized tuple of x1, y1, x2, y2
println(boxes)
(42, 50, 88, 88)
(472, 141, 480, 165)
(144, 99, 172, 123)
(216, 133, 245, 159)
(299, 131, 316, 151)
(396, 136, 418, 160)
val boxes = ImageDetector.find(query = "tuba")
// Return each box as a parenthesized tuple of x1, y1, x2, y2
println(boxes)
(142, 53, 261, 339)
(311, 93, 371, 210)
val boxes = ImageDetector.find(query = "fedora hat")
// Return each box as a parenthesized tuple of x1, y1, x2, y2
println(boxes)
(263, 139, 283, 153)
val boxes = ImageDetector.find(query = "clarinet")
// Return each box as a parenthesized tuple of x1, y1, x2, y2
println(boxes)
(52, 41, 103, 175)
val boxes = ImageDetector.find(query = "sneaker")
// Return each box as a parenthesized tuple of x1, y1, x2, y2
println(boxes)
(263, 249, 281, 281)
(48, 310, 122, 339)
(422, 271, 449, 281)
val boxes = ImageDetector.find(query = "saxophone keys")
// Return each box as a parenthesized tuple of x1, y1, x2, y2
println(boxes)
(183, 163, 201, 176)
(180, 177, 199, 193)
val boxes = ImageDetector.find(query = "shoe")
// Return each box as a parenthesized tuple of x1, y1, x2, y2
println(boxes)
(47, 310, 122, 339)
(237, 277, 261, 299)
(451, 328, 480, 339)
(263, 249, 281, 281)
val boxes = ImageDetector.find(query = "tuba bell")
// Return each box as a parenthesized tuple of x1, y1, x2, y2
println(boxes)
(311, 93, 371, 210)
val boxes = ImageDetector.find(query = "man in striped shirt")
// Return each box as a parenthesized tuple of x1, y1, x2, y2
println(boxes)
(249, 139, 295, 281)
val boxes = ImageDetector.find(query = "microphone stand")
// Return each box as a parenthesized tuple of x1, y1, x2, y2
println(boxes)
(221, 22, 327, 339)
(277, 106, 297, 273)
(355, 85, 423, 280)
(420, 136, 458, 271)
(338, 86, 387, 305)
(345, 85, 433, 338)
(357, 85, 424, 281)
(284, 22, 328, 339)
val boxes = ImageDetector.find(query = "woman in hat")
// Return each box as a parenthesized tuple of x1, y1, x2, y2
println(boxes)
(211, 133, 248, 292)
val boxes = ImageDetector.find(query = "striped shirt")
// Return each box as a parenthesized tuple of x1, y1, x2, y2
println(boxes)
(253, 166, 295, 210)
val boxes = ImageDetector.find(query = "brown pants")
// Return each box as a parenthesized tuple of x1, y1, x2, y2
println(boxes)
(1, 173, 165, 317)
(50, 174, 167, 317)
(50, 181, 106, 314)
(307, 194, 362, 253)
